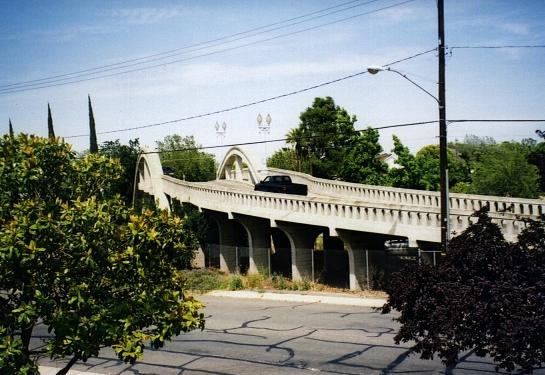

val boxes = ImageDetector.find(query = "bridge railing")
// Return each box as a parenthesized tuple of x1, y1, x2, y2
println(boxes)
(161, 176, 529, 243)
(266, 167, 545, 217)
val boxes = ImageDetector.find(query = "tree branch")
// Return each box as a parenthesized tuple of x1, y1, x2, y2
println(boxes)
(55, 354, 79, 375)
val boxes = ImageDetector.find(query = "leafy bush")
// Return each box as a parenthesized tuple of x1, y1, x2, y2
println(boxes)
(180, 269, 225, 292)
(272, 273, 288, 290)
(0, 134, 204, 374)
(228, 276, 244, 290)
(245, 272, 266, 289)
(383, 208, 545, 373)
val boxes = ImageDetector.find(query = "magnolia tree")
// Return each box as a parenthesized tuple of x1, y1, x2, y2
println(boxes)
(383, 209, 545, 373)
(0, 134, 204, 375)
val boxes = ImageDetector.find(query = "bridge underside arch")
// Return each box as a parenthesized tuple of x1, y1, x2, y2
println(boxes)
(271, 228, 292, 279)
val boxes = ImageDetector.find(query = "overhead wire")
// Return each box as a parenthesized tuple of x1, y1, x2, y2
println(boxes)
(449, 44, 545, 50)
(63, 47, 438, 139)
(0, 0, 378, 91)
(0, 0, 372, 90)
(0, 0, 417, 95)
(99, 117, 545, 160)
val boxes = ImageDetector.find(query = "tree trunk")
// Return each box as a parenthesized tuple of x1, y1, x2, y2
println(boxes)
(56, 355, 79, 375)
(21, 323, 34, 356)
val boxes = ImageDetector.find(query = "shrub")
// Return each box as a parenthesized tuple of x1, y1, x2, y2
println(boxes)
(383, 208, 545, 373)
(228, 275, 244, 290)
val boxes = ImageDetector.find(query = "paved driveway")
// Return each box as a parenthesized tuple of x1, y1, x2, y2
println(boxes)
(39, 295, 544, 375)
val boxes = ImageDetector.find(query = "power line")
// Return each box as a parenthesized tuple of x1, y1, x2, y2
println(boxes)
(63, 47, 438, 139)
(449, 119, 545, 123)
(0, 0, 378, 91)
(135, 118, 545, 156)
(140, 120, 439, 155)
(98, 118, 545, 160)
(450, 44, 545, 50)
(0, 0, 417, 95)
(0, 0, 369, 90)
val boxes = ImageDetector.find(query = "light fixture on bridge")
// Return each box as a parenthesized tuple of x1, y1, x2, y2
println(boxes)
(215, 121, 227, 144)
(257, 113, 272, 166)
(257, 113, 271, 135)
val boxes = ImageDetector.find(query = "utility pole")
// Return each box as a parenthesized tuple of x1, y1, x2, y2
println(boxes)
(438, 0, 449, 251)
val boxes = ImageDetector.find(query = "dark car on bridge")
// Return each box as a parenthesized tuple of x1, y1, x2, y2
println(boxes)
(254, 175, 308, 196)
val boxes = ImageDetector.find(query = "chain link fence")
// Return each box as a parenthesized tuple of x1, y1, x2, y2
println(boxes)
(202, 243, 444, 290)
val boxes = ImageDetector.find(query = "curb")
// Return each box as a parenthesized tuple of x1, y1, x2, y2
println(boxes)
(39, 366, 106, 375)
(206, 290, 387, 307)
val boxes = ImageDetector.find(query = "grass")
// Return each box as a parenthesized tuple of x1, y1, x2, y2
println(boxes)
(179, 268, 388, 298)
(180, 268, 320, 293)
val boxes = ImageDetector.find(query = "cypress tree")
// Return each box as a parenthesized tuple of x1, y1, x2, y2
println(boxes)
(88, 95, 98, 153)
(47, 103, 56, 138)
(9, 118, 14, 137)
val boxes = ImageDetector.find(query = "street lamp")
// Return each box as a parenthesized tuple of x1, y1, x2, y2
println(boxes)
(257, 113, 272, 165)
(365, 0, 447, 252)
(215, 121, 227, 144)
(366, 65, 449, 251)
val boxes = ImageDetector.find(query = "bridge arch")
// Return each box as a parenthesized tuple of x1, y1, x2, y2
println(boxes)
(133, 151, 170, 210)
(217, 146, 264, 185)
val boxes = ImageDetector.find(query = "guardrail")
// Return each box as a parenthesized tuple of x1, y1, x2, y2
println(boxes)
(267, 167, 545, 217)
(159, 176, 530, 243)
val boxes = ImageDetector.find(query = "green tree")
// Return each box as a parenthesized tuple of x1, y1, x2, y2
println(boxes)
(449, 134, 496, 165)
(267, 147, 298, 171)
(527, 141, 545, 193)
(47, 103, 55, 138)
(156, 135, 216, 182)
(8, 118, 14, 137)
(388, 135, 419, 188)
(88, 95, 98, 153)
(287, 97, 357, 178)
(383, 209, 545, 373)
(0, 134, 204, 375)
(99, 138, 141, 204)
(470, 142, 539, 198)
(414, 145, 469, 191)
(389, 138, 469, 191)
(339, 127, 389, 184)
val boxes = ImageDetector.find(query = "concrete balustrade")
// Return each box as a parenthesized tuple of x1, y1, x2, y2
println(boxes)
(269, 167, 544, 218)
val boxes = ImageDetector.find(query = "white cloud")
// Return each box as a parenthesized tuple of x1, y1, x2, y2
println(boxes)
(499, 22, 529, 36)
(109, 6, 197, 25)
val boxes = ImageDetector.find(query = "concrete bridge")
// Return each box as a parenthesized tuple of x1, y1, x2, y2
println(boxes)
(135, 146, 545, 290)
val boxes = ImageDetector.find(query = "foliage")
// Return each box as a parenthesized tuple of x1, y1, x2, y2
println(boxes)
(267, 147, 298, 171)
(469, 142, 539, 198)
(388, 135, 420, 189)
(179, 269, 227, 292)
(383, 208, 545, 372)
(171, 199, 210, 250)
(99, 138, 141, 204)
(9, 118, 14, 137)
(47, 103, 55, 138)
(156, 135, 216, 182)
(88, 95, 98, 153)
(0, 134, 204, 374)
(527, 141, 545, 193)
(228, 276, 244, 290)
(286, 97, 357, 179)
(389, 137, 469, 191)
(339, 127, 389, 185)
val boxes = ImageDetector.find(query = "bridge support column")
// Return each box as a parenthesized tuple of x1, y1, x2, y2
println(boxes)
(234, 214, 270, 275)
(337, 230, 387, 290)
(206, 212, 240, 274)
(275, 222, 323, 281)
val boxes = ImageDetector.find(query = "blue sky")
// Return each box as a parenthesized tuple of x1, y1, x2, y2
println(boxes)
(1, 0, 544, 163)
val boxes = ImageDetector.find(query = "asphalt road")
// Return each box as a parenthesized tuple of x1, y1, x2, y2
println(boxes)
(39, 295, 544, 375)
